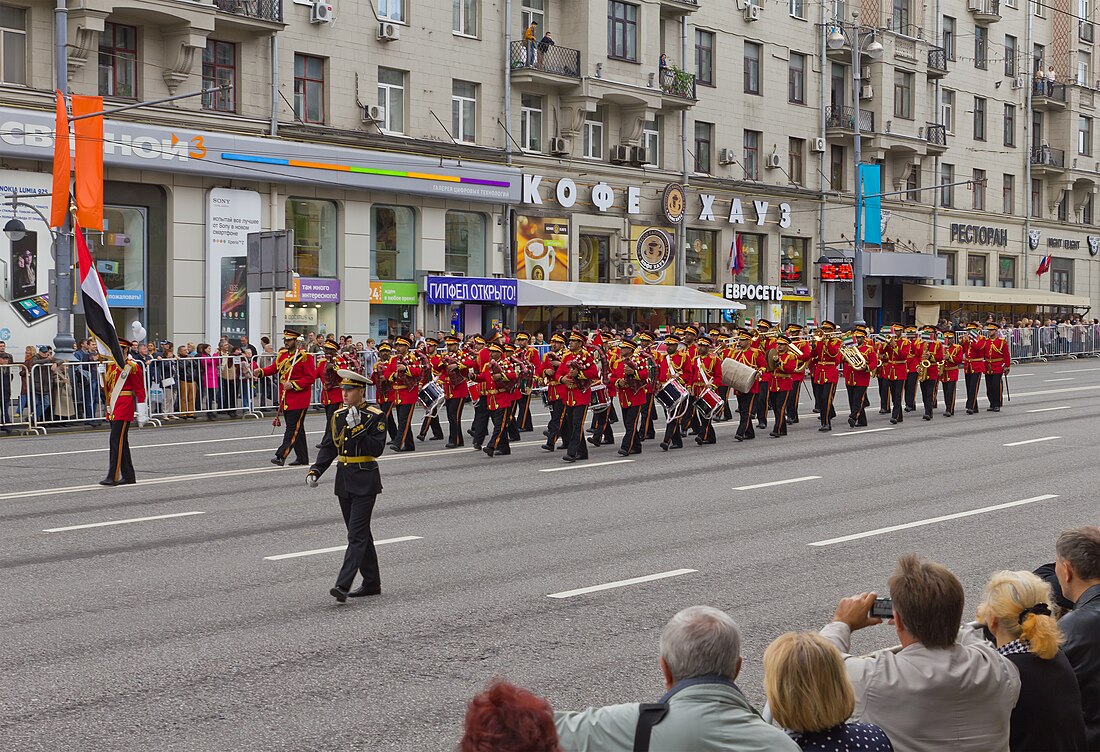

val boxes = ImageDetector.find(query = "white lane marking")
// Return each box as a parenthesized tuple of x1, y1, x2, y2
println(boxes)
(831, 427, 897, 436)
(1003, 436, 1061, 447)
(1027, 406, 1072, 413)
(547, 568, 697, 598)
(1044, 378, 1074, 383)
(1004, 385, 1099, 398)
(539, 459, 635, 473)
(0, 431, 325, 461)
(733, 475, 822, 491)
(264, 535, 423, 560)
(0, 465, 297, 501)
(1056, 367, 1100, 374)
(43, 511, 206, 533)
(204, 440, 547, 459)
(808, 495, 1060, 547)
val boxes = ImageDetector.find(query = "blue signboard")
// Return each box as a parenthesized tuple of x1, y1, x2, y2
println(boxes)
(106, 289, 146, 307)
(425, 276, 518, 306)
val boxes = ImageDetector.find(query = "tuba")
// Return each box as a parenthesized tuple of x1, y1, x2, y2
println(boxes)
(841, 345, 869, 370)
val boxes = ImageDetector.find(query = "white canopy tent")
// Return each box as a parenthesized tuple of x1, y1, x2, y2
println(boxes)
(515, 280, 745, 310)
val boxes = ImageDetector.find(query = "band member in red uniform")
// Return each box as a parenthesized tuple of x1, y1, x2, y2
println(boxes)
(99, 338, 147, 486)
(810, 321, 842, 432)
(692, 335, 723, 445)
(469, 332, 496, 450)
(843, 326, 878, 428)
(984, 322, 1011, 412)
(254, 328, 317, 466)
(658, 334, 697, 451)
(589, 338, 617, 448)
(441, 335, 470, 448)
(415, 337, 445, 442)
(319, 340, 354, 448)
(513, 332, 541, 432)
(480, 343, 518, 457)
(939, 330, 963, 417)
(785, 323, 809, 426)
(730, 329, 765, 441)
(753, 319, 776, 428)
(963, 323, 987, 414)
(880, 324, 911, 425)
(875, 327, 893, 414)
(919, 326, 945, 421)
(768, 334, 800, 438)
(503, 343, 524, 442)
(540, 333, 567, 452)
(611, 338, 648, 456)
(903, 325, 922, 413)
(555, 331, 599, 462)
(380, 335, 422, 452)
(374, 341, 397, 440)
(637, 332, 659, 440)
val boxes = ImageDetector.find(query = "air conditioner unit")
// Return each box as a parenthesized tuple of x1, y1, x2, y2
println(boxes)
(859, 83, 874, 99)
(377, 21, 401, 41)
(1011, 76, 1024, 90)
(362, 104, 385, 123)
(310, 1, 334, 24)
(810, 137, 827, 152)
(765, 153, 782, 169)
(718, 148, 737, 165)
(744, 4, 761, 20)
(629, 146, 649, 165)
(609, 144, 630, 164)
(548, 137, 568, 156)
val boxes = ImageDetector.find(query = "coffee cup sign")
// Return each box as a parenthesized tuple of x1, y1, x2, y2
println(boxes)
(524, 239, 555, 280)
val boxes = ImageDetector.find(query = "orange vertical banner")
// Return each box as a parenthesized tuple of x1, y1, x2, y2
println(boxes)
(72, 94, 104, 231)
(49, 90, 70, 228)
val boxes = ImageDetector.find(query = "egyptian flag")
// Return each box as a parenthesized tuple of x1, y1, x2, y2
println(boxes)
(75, 218, 125, 366)
(1035, 254, 1052, 278)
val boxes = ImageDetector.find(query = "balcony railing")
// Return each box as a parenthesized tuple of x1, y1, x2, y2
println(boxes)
(825, 105, 874, 132)
(1081, 20, 1095, 43)
(967, 0, 1000, 18)
(926, 123, 947, 146)
(213, 0, 283, 23)
(659, 67, 697, 99)
(927, 47, 948, 73)
(1030, 145, 1065, 167)
(508, 41, 581, 78)
(1033, 78, 1068, 101)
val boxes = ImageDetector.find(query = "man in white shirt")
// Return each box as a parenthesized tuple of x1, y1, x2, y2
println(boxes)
(820, 555, 1020, 752)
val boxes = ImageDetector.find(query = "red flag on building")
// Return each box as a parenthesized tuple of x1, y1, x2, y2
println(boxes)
(1036, 254, 1052, 277)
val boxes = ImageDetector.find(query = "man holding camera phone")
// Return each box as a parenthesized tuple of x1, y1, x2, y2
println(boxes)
(819, 555, 1020, 752)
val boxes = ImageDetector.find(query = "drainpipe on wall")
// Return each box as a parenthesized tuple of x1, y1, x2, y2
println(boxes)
(677, 13, 689, 295)
(931, 0, 941, 271)
(1023, 6, 1034, 291)
(819, 0, 829, 322)
(504, 2, 516, 329)
(270, 33, 279, 137)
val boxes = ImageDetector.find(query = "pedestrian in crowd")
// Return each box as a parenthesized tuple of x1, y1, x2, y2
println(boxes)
(28, 345, 56, 422)
(72, 338, 102, 425)
(975, 570, 1087, 752)
(197, 343, 220, 420)
(523, 20, 538, 66)
(240, 335, 257, 358)
(0, 340, 15, 432)
(534, 332, 545, 345)
(555, 605, 801, 751)
(305, 331, 320, 354)
(1054, 526, 1100, 749)
(18, 344, 34, 420)
(260, 336, 273, 354)
(149, 341, 177, 419)
(763, 631, 894, 752)
(51, 356, 75, 423)
(461, 679, 561, 752)
(819, 555, 1020, 752)
(176, 345, 197, 419)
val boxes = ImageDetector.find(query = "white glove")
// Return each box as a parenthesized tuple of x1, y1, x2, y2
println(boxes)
(346, 405, 361, 428)
(305, 472, 319, 489)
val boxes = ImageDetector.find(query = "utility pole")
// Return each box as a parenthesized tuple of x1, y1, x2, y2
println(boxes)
(52, 0, 74, 360)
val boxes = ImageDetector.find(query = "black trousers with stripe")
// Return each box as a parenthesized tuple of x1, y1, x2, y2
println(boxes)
(942, 379, 958, 415)
(619, 403, 643, 453)
(106, 419, 135, 482)
(277, 408, 309, 464)
(393, 403, 417, 451)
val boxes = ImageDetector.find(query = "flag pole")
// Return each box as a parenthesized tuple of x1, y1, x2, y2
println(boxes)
(52, 0, 74, 361)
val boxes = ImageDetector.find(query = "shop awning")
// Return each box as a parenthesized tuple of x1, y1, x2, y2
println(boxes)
(516, 280, 745, 310)
(904, 284, 1092, 309)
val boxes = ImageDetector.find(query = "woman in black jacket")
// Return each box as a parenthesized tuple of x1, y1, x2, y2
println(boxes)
(977, 570, 1087, 752)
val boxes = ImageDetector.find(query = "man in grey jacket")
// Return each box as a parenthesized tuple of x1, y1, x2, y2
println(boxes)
(820, 554, 1020, 752)
(554, 606, 799, 752)
(1055, 526, 1100, 750)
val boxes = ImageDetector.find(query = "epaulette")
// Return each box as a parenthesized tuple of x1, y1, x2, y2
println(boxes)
(366, 406, 383, 415)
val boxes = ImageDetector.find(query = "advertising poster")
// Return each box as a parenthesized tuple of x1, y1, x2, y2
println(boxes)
(220, 257, 248, 343)
(629, 226, 677, 286)
(10, 231, 37, 299)
(516, 216, 569, 281)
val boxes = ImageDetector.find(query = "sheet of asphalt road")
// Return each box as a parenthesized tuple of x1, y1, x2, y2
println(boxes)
(0, 361, 1097, 751)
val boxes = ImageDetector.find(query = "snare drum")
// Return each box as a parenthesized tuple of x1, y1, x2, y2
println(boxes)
(655, 379, 689, 411)
(695, 387, 724, 420)
(417, 380, 446, 415)
(589, 383, 611, 412)
(466, 380, 482, 403)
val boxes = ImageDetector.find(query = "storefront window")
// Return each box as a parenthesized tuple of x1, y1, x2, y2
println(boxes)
(286, 198, 337, 277)
(685, 229, 716, 284)
(579, 234, 611, 283)
(444, 211, 485, 276)
(997, 256, 1015, 288)
(735, 233, 763, 284)
(371, 205, 416, 280)
(91, 205, 147, 332)
(966, 253, 987, 286)
(780, 237, 809, 286)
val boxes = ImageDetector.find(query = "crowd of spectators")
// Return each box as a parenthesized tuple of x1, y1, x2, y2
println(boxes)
(460, 526, 1100, 752)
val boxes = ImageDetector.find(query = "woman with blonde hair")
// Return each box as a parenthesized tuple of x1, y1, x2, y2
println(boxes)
(764, 631, 893, 751)
(977, 570, 1086, 751)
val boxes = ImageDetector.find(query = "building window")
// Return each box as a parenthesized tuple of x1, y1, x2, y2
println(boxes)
(892, 0, 910, 33)
(578, 234, 610, 284)
(1050, 258, 1073, 294)
(1033, 44, 1045, 74)
(789, 0, 805, 17)
(744, 41, 761, 95)
(941, 89, 955, 133)
(286, 199, 338, 278)
(98, 22, 137, 98)
(966, 253, 987, 286)
(1078, 51, 1090, 86)
(974, 26, 987, 70)
(972, 169, 986, 210)
(940, 163, 954, 207)
(293, 54, 325, 124)
(452, 80, 477, 143)
(894, 71, 913, 119)
(780, 237, 809, 285)
(0, 4, 27, 85)
(445, 211, 486, 277)
(1057, 193, 1068, 222)
(371, 205, 416, 281)
(734, 233, 764, 285)
(1003, 104, 1015, 147)
(1002, 174, 1015, 214)
(379, 0, 405, 22)
(1084, 193, 1094, 224)
(1032, 109, 1043, 150)
(830, 144, 845, 191)
(1004, 35, 1017, 77)
(998, 256, 1016, 288)
(520, 0, 544, 29)
(942, 16, 955, 60)
(788, 52, 806, 104)
(686, 228, 717, 284)
(202, 40, 236, 112)
(695, 30, 714, 86)
(520, 93, 542, 152)
(905, 164, 920, 202)
(973, 96, 986, 141)
(377, 68, 405, 133)
(583, 109, 604, 159)
(939, 252, 956, 285)
(694, 121, 713, 173)
(608, 1, 638, 62)
(643, 117, 660, 167)
(1030, 178, 1042, 217)
(453, 0, 477, 36)
(744, 129, 761, 180)
(789, 137, 804, 185)
(1079, 116, 1092, 156)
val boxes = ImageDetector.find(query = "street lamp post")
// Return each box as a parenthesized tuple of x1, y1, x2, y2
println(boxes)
(828, 13, 882, 327)
(53, 0, 74, 360)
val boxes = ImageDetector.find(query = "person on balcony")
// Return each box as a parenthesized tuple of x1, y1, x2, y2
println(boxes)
(1046, 65, 1056, 96)
(523, 20, 537, 66)
(537, 31, 555, 71)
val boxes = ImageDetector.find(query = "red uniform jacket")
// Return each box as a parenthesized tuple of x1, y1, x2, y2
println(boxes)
(659, 350, 698, 388)
(940, 343, 964, 382)
(380, 354, 423, 405)
(921, 341, 945, 382)
(811, 338, 842, 384)
(986, 337, 1011, 374)
(555, 351, 599, 407)
(319, 353, 357, 405)
(770, 351, 799, 392)
(541, 349, 564, 402)
(965, 337, 989, 374)
(905, 338, 924, 375)
(440, 350, 470, 400)
(730, 347, 765, 395)
(755, 337, 777, 384)
(842, 342, 879, 388)
(479, 359, 517, 410)
(692, 354, 723, 397)
(258, 348, 317, 411)
(105, 358, 147, 422)
(880, 339, 912, 381)
(612, 356, 649, 408)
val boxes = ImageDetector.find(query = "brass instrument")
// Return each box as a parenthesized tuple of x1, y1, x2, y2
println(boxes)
(840, 344, 869, 371)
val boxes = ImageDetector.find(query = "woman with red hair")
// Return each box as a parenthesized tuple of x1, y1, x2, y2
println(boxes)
(460, 679, 561, 752)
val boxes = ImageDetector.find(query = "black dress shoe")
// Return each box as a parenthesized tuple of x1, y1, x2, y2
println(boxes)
(540, 443, 554, 451)
(992, 406, 1000, 412)
(430, 435, 444, 441)
(542, 430, 550, 437)
(587, 437, 601, 447)
(483, 446, 495, 458)
(848, 417, 857, 428)
(467, 429, 475, 436)
(289, 460, 308, 466)
(562, 455, 576, 463)
(119, 478, 137, 485)
(757, 421, 767, 429)
(270, 457, 285, 467)
(315, 443, 323, 449)
(878, 409, 889, 414)
(496, 449, 511, 456)
(98, 478, 119, 486)
(659, 441, 670, 451)
(349, 584, 381, 597)
(734, 433, 744, 442)
(445, 442, 457, 448)
(769, 431, 781, 438)
(942, 412, 952, 417)
(788, 417, 799, 425)
(330, 586, 349, 603)
(617, 449, 629, 456)
(416, 434, 426, 442)
(818, 425, 831, 432)
(904, 407, 913, 412)
(966, 409, 974, 415)
(472, 443, 481, 450)
(889, 418, 898, 425)
(922, 415, 932, 421)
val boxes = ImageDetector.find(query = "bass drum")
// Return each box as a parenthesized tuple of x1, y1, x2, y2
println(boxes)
(721, 357, 759, 393)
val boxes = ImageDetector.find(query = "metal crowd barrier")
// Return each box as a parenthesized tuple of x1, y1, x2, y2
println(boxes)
(998, 324, 1100, 363)
(0, 363, 34, 435)
(26, 360, 108, 433)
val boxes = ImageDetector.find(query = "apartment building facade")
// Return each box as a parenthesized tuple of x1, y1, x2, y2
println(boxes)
(0, 0, 1094, 350)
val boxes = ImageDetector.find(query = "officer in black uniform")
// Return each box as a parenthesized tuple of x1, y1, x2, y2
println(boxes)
(306, 369, 388, 603)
